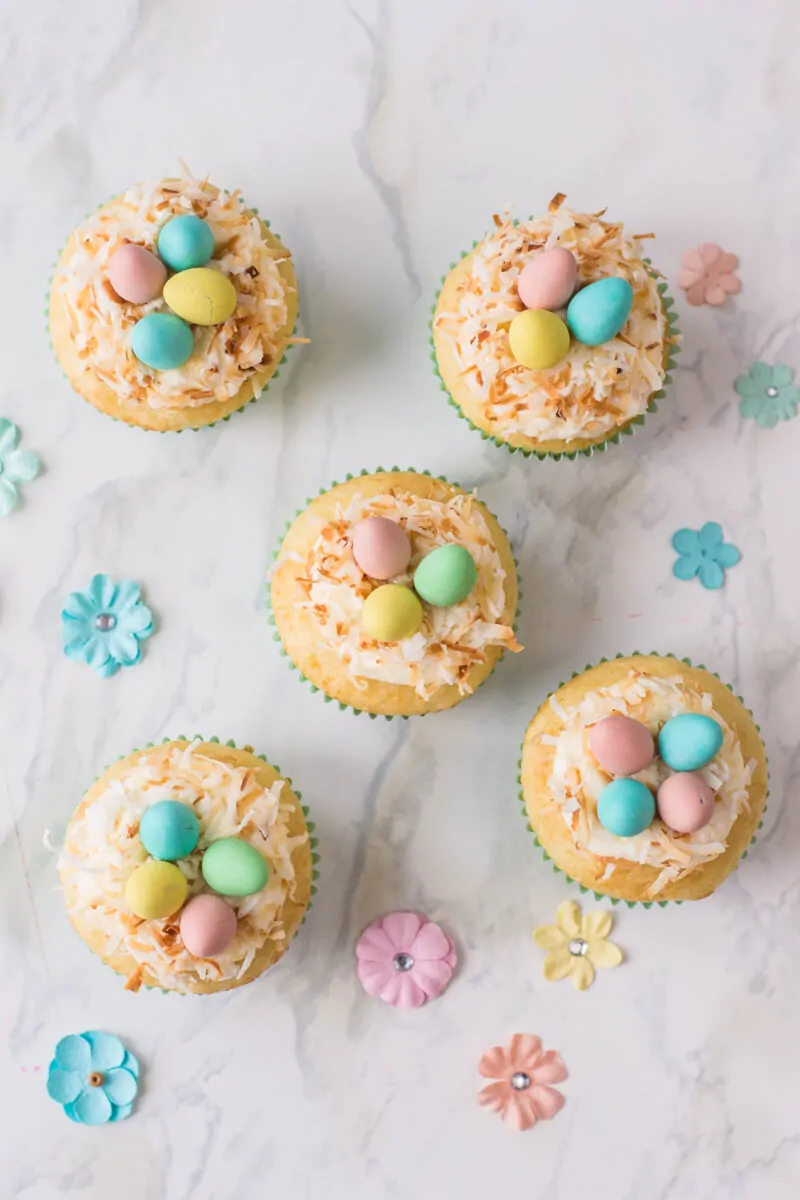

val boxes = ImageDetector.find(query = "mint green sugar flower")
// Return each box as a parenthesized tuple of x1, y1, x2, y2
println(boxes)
(0, 418, 42, 515)
(735, 362, 799, 430)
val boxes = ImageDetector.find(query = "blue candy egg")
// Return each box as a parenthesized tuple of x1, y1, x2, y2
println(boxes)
(597, 778, 655, 838)
(658, 713, 723, 772)
(157, 215, 215, 272)
(566, 277, 634, 346)
(139, 800, 200, 861)
(130, 313, 194, 370)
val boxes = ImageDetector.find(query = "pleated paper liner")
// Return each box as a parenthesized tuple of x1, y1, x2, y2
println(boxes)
(267, 467, 523, 720)
(430, 235, 680, 460)
(46, 194, 299, 433)
(517, 652, 768, 908)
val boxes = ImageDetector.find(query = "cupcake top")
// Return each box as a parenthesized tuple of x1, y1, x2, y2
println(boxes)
(433, 196, 669, 446)
(59, 741, 309, 993)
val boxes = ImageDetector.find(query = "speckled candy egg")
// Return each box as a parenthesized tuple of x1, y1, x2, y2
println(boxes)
(157, 214, 215, 272)
(508, 309, 570, 370)
(124, 860, 188, 920)
(597, 778, 656, 838)
(413, 544, 478, 607)
(107, 244, 167, 305)
(201, 838, 270, 897)
(179, 893, 238, 957)
(658, 713, 723, 772)
(163, 268, 237, 326)
(362, 584, 422, 642)
(131, 312, 194, 370)
(656, 772, 716, 834)
(352, 517, 411, 580)
(139, 800, 200, 862)
(588, 714, 655, 776)
(517, 247, 578, 311)
(567, 277, 634, 346)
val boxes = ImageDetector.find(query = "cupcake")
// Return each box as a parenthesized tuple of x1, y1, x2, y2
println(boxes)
(431, 194, 678, 458)
(520, 655, 767, 903)
(58, 739, 317, 994)
(49, 172, 299, 432)
(270, 469, 521, 717)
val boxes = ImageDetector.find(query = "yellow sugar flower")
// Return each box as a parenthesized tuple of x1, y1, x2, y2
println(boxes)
(533, 900, 623, 991)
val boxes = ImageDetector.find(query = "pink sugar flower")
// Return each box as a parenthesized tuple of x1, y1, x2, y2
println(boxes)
(355, 911, 457, 1008)
(478, 1034, 568, 1132)
(677, 243, 741, 307)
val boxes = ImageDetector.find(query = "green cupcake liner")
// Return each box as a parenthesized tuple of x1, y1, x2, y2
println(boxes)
(46, 193, 297, 434)
(429, 228, 681, 460)
(82, 735, 319, 993)
(266, 467, 523, 720)
(517, 651, 768, 908)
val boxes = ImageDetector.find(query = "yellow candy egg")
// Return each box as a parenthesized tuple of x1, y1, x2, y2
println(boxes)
(124, 860, 188, 920)
(163, 268, 237, 326)
(508, 309, 570, 370)
(362, 584, 423, 642)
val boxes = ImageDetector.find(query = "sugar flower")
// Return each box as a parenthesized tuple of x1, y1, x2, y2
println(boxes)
(533, 900, 622, 991)
(672, 522, 740, 591)
(0, 418, 41, 516)
(477, 1033, 567, 1131)
(62, 574, 154, 677)
(735, 362, 799, 430)
(47, 1031, 139, 1125)
(677, 243, 741, 307)
(356, 911, 456, 1008)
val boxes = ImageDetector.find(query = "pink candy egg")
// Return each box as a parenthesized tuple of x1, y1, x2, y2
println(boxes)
(517, 247, 578, 311)
(588, 714, 655, 776)
(179, 893, 238, 958)
(107, 244, 167, 305)
(352, 517, 411, 580)
(656, 772, 716, 833)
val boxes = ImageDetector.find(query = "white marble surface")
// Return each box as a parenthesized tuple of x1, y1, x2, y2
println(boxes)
(2, 1, 799, 1196)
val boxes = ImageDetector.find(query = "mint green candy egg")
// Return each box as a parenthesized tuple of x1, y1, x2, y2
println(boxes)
(597, 778, 655, 838)
(157, 215, 215, 272)
(201, 838, 270, 897)
(658, 713, 723, 772)
(140, 800, 200, 861)
(567, 277, 633, 346)
(413, 544, 478, 607)
(131, 313, 194, 370)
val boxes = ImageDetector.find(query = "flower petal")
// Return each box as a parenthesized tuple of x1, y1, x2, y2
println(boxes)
(477, 1080, 510, 1112)
(719, 272, 741, 295)
(409, 919, 449, 962)
(543, 948, 573, 982)
(109, 1103, 134, 1123)
(356, 959, 395, 997)
(63, 1101, 82, 1123)
(94, 655, 121, 678)
(107, 629, 141, 666)
(509, 1034, 543, 1073)
(714, 542, 741, 568)
(531, 1050, 568, 1085)
(101, 1067, 137, 1106)
(581, 910, 612, 940)
(680, 248, 705, 272)
(121, 1050, 140, 1079)
(738, 396, 765, 421)
(62, 591, 96, 620)
(123, 604, 153, 636)
(770, 363, 794, 388)
(0, 478, 19, 515)
(671, 528, 699, 555)
(570, 956, 595, 990)
(676, 266, 703, 289)
(705, 283, 728, 306)
(698, 522, 723, 550)
(715, 251, 739, 274)
(87, 574, 117, 610)
(113, 580, 141, 612)
(3, 449, 41, 483)
(529, 1083, 566, 1121)
(533, 924, 567, 951)
(698, 243, 722, 265)
(47, 1066, 83, 1105)
(734, 375, 761, 399)
(754, 407, 780, 430)
(381, 911, 422, 951)
(381, 970, 426, 1008)
(503, 1093, 538, 1132)
(673, 555, 700, 582)
(410, 956, 453, 998)
(587, 937, 624, 969)
(355, 922, 396, 963)
(478, 1045, 513, 1079)
(73, 1087, 112, 1126)
(0, 418, 20, 456)
(698, 560, 725, 590)
(86, 1031, 125, 1072)
(55, 1034, 91, 1075)
(749, 361, 773, 387)
(685, 281, 708, 306)
(555, 900, 581, 937)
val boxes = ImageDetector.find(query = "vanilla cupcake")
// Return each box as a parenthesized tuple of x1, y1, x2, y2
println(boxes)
(58, 739, 317, 994)
(269, 470, 522, 717)
(432, 195, 678, 458)
(520, 655, 767, 903)
(49, 172, 299, 432)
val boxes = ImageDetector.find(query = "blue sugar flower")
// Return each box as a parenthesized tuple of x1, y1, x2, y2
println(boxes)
(47, 1031, 140, 1125)
(672, 522, 741, 590)
(735, 362, 799, 429)
(0, 418, 41, 515)
(62, 574, 154, 678)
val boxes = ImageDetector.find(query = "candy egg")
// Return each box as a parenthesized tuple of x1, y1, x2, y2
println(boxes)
(597, 778, 656, 838)
(201, 838, 270, 897)
(517, 247, 578, 311)
(107, 244, 167, 305)
(413, 544, 478, 607)
(163, 268, 237, 326)
(124, 860, 188, 920)
(157, 214, 215, 272)
(656, 772, 716, 834)
(566, 277, 633, 346)
(179, 893, 238, 957)
(139, 800, 200, 862)
(658, 714, 723, 772)
(588, 714, 655, 776)
(508, 309, 570, 370)
(131, 312, 194, 370)
(352, 517, 411, 580)
(362, 584, 422, 641)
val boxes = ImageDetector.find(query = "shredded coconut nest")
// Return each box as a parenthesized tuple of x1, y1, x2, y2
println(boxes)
(543, 670, 756, 896)
(53, 173, 294, 411)
(289, 489, 521, 698)
(434, 201, 670, 443)
(58, 742, 308, 991)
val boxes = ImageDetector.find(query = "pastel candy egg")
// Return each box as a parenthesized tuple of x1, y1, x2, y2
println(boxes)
(566, 277, 633, 346)
(362, 584, 422, 641)
(107, 244, 167, 305)
(508, 309, 570, 370)
(352, 517, 411, 580)
(201, 838, 270, 897)
(157, 214, 215, 272)
(413, 544, 478, 607)
(179, 893, 238, 957)
(517, 247, 578, 311)
(658, 714, 723, 772)
(597, 778, 656, 838)
(124, 860, 188, 920)
(139, 800, 200, 862)
(163, 268, 237, 326)
(656, 772, 716, 834)
(131, 312, 194, 370)
(588, 714, 655, 776)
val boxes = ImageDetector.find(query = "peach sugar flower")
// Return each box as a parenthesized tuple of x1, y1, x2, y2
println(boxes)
(677, 243, 741, 307)
(477, 1033, 567, 1132)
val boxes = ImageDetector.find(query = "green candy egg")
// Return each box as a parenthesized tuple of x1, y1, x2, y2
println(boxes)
(567, 277, 633, 346)
(413, 544, 478, 607)
(658, 713, 723, 772)
(139, 800, 200, 862)
(201, 837, 270, 897)
(597, 778, 655, 838)
(130, 312, 194, 370)
(157, 214, 215, 272)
